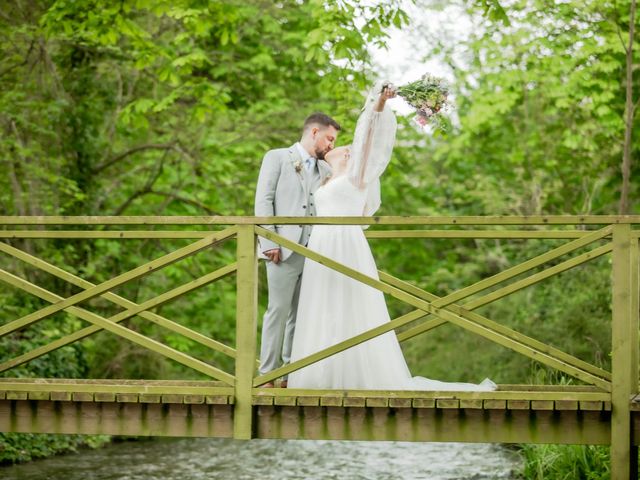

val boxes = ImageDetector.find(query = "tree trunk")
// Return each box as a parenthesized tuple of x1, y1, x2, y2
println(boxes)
(619, 0, 637, 215)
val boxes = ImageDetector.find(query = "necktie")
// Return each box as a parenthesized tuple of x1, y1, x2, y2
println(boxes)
(305, 158, 314, 171)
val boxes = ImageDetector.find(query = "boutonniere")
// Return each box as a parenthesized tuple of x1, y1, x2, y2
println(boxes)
(294, 160, 303, 173)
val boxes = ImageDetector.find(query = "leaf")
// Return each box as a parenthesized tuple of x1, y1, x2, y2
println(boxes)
(220, 29, 229, 45)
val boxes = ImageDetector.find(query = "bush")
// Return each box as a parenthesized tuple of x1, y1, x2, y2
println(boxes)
(0, 433, 110, 464)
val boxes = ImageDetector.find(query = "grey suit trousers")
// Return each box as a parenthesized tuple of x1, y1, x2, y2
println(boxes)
(259, 252, 305, 377)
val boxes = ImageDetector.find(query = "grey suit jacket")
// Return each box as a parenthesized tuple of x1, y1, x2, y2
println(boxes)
(255, 144, 332, 261)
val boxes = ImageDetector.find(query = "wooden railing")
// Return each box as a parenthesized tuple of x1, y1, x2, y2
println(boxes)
(0, 215, 639, 479)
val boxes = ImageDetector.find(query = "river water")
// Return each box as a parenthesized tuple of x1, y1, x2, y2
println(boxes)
(2, 438, 521, 479)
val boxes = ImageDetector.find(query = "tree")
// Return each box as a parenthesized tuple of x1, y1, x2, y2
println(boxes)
(620, 0, 638, 214)
(0, 0, 408, 377)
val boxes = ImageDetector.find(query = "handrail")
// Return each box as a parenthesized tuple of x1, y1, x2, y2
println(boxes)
(0, 229, 617, 239)
(1, 214, 640, 225)
(0, 215, 638, 476)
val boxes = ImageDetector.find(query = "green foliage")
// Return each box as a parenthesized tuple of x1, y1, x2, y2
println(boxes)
(0, 0, 637, 474)
(368, 0, 638, 388)
(0, 0, 406, 380)
(519, 444, 612, 480)
(0, 433, 110, 464)
(464, 0, 636, 215)
(478, 1, 509, 25)
(0, 0, 406, 462)
(386, 1, 638, 477)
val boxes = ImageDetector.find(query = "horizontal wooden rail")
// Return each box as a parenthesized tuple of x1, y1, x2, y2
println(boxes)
(0, 229, 623, 239)
(1, 215, 640, 225)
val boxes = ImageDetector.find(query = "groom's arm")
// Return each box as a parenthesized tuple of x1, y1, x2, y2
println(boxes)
(254, 150, 281, 255)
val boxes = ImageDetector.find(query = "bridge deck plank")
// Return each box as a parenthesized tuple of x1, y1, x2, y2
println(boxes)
(206, 395, 230, 405)
(484, 399, 507, 409)
(117, 393, 138, 403)
(555, 400, 579, 410)
(343, 397, 365, 407)
(388, 398, 412, 408)
(72, 392, 93, 402)
(365, 397, 389, 407)
(274, 396, 297, 406)
(530, 400, 554, 410)
(436, 399, 459, 409)
(413, 398, 436, 408)
(460, 399, 483, 409)
(297, 396, 320, 406)
(580, 400, 604, 410)
(0, 381, 615, 413)
(507, 400, 530, 409)
(139, 394, 160, 403)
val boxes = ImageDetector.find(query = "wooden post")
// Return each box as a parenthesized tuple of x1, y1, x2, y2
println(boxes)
(233, 225, 258, 439)
(631, 237, 639, 476)
(611, 224, 638, 479)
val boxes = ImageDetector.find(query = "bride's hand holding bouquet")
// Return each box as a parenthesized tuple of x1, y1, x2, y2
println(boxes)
(375, 84, 397, 112)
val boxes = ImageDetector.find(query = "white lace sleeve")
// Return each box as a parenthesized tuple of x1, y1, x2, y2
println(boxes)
(348, 80, 398, 216)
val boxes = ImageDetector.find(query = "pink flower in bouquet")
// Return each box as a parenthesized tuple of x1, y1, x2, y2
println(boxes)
(415, 115, 428, 126)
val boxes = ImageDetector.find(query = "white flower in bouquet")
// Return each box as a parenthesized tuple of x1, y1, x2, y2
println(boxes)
(390, 74, 450, 130)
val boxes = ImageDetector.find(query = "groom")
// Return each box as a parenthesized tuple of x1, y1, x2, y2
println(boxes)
(255, 112, 340, 387)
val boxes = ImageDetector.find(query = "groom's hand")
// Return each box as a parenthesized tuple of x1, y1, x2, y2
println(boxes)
(264, 248, 281, 264)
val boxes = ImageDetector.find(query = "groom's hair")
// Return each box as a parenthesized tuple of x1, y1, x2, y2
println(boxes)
(303, 113, 341, 133)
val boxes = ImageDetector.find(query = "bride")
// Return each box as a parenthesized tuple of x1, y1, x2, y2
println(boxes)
(287, 82, 495, 391)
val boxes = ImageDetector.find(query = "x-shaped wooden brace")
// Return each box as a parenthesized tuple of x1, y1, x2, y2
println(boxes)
(0, 227, 238, 385)
(254, 225, 613, 390)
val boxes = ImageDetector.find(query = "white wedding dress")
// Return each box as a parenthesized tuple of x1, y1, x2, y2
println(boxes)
(287, 84, 495, 391)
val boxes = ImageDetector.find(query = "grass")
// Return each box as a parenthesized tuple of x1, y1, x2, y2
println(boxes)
(519, 444, 611, 480)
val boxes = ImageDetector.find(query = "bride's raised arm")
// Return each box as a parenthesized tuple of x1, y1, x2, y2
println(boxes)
(347, 81, 398, 215)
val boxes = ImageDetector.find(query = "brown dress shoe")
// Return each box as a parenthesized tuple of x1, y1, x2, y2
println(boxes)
(280, 380, 288, 388)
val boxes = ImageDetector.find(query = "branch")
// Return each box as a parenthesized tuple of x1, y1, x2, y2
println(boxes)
(147, 190, 220, 215)
(112, 154, 167, 215)
(112, 187, 150, 217)
(615, 22, 629, 54)
(93, 143, 177, 174)
(173, 140, 199, 166)
(0, 59, 29, 79)
(0, 35, 34, 77)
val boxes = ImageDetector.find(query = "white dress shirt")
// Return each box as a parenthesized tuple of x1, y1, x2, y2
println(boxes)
(295, 143, 316, 171)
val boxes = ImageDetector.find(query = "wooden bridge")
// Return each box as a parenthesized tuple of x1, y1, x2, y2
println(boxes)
(0, 215, 638, 479)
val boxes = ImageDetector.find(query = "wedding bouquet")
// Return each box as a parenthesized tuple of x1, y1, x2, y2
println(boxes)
(386, 74, 450, 130)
